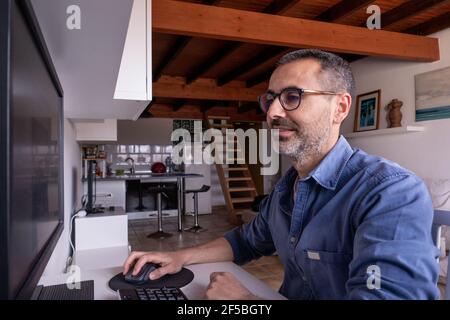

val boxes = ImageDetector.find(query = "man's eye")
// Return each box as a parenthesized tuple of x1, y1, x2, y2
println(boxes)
(284, 93, 299, 103)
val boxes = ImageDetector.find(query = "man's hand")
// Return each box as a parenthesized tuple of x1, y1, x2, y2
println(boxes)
(123, 251, 186, 280)
(205, 272, 260, 300)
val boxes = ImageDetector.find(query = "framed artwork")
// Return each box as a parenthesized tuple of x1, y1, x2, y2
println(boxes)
(354, 90, 381, 132)
(415, 66, 450, 122)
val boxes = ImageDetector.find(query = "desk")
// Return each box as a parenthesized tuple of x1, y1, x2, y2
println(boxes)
(38, 263, 285, 300)
(38, 247, 285, 300)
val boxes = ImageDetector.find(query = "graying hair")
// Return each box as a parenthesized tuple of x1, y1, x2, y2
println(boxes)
(276, 49, 355, 99)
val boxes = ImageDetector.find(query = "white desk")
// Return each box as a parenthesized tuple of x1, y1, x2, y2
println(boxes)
(39, 247, 286, 300)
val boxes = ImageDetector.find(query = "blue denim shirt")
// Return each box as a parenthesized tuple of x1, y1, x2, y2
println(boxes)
(224, 136, 439, 300)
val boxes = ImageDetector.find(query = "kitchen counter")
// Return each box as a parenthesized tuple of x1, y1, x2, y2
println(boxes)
(82, 172, 205, 230)
(82, 173, 202, 182)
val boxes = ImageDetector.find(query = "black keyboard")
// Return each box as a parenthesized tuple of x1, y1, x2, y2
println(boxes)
(119, 287, 187, 300)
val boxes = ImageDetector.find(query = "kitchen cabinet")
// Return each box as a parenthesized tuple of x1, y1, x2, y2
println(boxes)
(83, 180, 126, 209)
(75, 119, 117, 142)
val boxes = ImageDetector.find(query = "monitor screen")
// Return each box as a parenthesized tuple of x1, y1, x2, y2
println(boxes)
(0, 0, 64, 299)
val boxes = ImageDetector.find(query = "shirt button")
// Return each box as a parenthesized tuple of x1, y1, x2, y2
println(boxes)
(290, 236, 296, 243)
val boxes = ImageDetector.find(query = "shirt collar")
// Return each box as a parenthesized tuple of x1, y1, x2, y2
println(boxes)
(276, 135, 354, 192)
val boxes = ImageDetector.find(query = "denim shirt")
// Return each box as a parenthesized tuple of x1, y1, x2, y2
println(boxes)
(224, 136, 440, 300)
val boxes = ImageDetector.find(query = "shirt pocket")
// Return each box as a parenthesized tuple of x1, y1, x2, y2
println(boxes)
(300, 249, 352, 299)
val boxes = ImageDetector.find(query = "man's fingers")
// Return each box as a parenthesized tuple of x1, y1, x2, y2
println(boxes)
(123, 251, 144, 274)
(210, 272, 220, 282)
(149, 265, 172, 280)
(133, 255, 153, 275)
(210, 271, 230, 282)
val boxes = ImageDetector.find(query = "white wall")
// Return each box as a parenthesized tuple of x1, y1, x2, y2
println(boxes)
(117, 118, 174, 145)
(42, 119, 82, 276)
(342, 27, 450, 180)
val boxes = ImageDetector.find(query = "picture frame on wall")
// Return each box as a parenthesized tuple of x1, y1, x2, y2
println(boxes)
(354, 90, 381, 132)
(415, 66, 450, 122)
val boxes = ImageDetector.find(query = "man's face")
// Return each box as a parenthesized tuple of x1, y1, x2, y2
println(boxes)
(266, 59, 335, 162)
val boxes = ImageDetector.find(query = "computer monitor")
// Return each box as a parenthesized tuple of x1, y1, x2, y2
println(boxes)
(0, 0, 64, 299)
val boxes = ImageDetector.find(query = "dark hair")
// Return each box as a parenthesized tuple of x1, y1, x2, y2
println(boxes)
(276, 49, 355, 99)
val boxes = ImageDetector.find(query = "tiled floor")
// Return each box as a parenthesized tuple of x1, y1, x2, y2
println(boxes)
(128, 207, 284, 292)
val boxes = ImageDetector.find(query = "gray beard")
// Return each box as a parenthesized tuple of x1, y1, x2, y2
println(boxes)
(279, 114, 331, 166)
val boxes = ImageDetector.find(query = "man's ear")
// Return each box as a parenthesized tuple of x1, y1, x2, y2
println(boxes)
(333, 93, 352, 125)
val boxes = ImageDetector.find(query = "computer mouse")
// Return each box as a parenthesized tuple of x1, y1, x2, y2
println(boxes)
(124, 262, 160, 285)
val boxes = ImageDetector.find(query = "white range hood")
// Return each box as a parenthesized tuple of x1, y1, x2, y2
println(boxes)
(114, 0, 152, 101)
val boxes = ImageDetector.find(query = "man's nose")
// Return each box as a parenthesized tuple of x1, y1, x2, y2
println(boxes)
(267, 96, 287, 121)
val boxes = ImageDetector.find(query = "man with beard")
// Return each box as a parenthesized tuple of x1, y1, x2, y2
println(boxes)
(123, 49, 440, 300)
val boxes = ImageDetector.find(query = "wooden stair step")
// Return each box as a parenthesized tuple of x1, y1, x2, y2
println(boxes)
(207, 115, 230, 120)
(226, 177, 252, 182)
(231, 197, 255, 204)
(223, 167, 248, 171)
(229, 187, 256, 192)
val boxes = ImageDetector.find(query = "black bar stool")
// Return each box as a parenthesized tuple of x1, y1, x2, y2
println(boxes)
(147, 183, 177, 239)
(184, 185, 210, 233)
(135, 181, 147, 211)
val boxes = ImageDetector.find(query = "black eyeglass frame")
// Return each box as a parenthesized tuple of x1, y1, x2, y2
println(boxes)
(258, 87, 342, 113)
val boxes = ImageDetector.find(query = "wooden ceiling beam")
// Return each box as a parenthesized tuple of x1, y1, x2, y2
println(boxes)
(139, 100, 154, 118)
(153, 0, 222, 82)
(153, 0, 439, 61)
(200, 100, 217, 113)
(246, 69, 274, 88)
(217, 47, 286, 86)
(148, 104, 265, 122)
(233, 1, 377, 88)
(316, 0, 375, 22)
(184, 0, 302, 85)
(172, 99, 186, 112)
(359, 0, 447, 28)
(153, 36, 190, 82)
(153, 77, 263, 102)
(185, 42, 241, 84)
(262, 0, 303, 15)
(403, 11, 450, 36)
(237, 101, 259, 114)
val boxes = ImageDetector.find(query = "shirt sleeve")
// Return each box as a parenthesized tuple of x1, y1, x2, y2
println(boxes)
(346, 172, 440, 300)
(223, 194, 276, 265)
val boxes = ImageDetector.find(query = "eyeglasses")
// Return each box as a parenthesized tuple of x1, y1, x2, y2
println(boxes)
(258, 87, 342, 113)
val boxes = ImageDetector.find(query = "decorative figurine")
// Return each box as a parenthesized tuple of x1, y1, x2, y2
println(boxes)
(386, 99, 403, 128)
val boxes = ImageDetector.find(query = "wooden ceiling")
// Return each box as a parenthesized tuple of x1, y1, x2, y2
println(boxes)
(144, 0, 450, 120)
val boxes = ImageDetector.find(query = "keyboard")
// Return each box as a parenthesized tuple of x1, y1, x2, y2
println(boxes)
(119, 287, 187, 300)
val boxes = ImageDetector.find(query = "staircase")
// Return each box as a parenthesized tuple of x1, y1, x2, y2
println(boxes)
(205, 115, 259, 225)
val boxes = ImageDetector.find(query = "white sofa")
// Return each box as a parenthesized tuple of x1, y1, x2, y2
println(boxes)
(423, 178, 450, 284)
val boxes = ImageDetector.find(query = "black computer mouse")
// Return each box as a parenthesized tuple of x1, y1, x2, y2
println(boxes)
(124, 262, 160, 285)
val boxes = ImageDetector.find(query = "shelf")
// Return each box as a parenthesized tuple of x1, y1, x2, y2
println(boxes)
(344, 125, 424, 139)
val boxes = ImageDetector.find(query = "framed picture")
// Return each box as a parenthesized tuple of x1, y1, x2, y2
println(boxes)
(415, 66, 450, 122)
(354, 90, 380, 132)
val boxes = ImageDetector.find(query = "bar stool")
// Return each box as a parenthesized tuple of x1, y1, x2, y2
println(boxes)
(147, 183, 177, 239)
(184, 185, 210, 233)
(135, 181, 147, 211)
